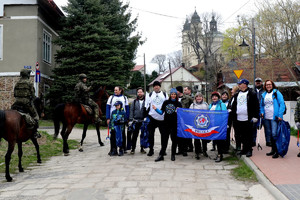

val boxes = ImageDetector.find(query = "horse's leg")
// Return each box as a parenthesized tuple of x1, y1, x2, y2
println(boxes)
(79, 124, 88, 152)
(95, 123, 104, 146)
(31, 137, 42, 163)
(5, 142, 15, 182)
(62, 126, 73, 156)
(17, 142, 24, 172)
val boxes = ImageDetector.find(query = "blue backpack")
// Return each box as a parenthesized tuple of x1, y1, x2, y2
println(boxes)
(276, 120, 290, 157)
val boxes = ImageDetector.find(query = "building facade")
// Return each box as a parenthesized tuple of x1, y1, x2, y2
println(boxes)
(0, 0, 64, 109)
(182, 10, 223, 68)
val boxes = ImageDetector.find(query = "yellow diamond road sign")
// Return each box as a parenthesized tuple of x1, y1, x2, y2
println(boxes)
(233, 70, 244, 79)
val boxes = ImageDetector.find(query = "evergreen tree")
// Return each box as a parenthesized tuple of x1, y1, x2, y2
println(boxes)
(48, 0, 141, 106)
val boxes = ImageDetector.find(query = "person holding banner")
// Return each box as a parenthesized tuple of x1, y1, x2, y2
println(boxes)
(294, 95, 300, 157)
(189, 92, 209, 160)
(231, 79, 259, 158)
(152, 88, 182, 162)
(209, 91, 228, 162)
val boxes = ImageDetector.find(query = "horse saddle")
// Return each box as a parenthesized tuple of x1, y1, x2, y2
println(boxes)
(82, 104, 93, 115)
(18, 112, 35, 129)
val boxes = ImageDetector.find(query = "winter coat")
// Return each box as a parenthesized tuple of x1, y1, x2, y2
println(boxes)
(231, 88, 259, 122)
(129, 98, 146, 122)
(260, 89, 285, 120)
(189, 101, 209, 110)
(209, 100, 227, 111)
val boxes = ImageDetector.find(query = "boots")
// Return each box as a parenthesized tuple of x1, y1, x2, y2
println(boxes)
(33, 119, 41, 138)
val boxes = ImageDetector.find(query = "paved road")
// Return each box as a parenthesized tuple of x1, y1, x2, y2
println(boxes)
(0, 128, 275, 200)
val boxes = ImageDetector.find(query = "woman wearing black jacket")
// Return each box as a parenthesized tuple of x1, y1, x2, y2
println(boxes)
(152, 88, 182, 162)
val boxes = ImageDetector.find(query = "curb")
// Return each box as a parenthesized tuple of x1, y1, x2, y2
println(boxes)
(242, 156, 289, 200)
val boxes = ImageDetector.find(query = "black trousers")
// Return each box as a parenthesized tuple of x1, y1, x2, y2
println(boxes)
(233, 120, 253, 153)
(148, 116, 165, 150)
(159, 122, 177, 156)
(129, 122, 143, 150)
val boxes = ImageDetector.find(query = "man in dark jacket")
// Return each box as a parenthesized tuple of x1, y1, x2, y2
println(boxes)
(128, 87, 146, 154)
(12, 69, 40, 138)
(231, 79, 259, 157)
(176, 86, 193, 155)
(253, 77, 265, 146)
(74, 73, 101, 124)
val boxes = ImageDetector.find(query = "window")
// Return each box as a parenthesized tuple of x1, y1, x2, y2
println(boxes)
(0, 25, 3, 60)
(43, 30, 51, 63)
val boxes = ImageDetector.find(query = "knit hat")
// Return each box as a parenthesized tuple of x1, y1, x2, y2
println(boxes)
(194, 92, 203, 98)
(211, 91, 221, 99)
(153, 81, 161, 87)
(176, 86, 183, 93)
(170, 88, 177, 94)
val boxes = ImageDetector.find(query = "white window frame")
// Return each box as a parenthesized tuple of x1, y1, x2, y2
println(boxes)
(43, 29, 52, 64)
(0, 24, 3, 60)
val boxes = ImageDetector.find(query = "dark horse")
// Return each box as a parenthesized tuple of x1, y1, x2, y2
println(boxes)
(53, 86, 109, 155)
(0, 98, 43, 182)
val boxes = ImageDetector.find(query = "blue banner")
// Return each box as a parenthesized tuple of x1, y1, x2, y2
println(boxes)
(177, 108, 229, 140)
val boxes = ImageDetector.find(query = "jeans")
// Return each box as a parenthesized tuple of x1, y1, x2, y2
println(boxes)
(264, 119, 278, 141)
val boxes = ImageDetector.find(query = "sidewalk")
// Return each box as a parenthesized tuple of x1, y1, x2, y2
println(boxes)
(0, 127, 274, 200)
(243, 127, 300, 200)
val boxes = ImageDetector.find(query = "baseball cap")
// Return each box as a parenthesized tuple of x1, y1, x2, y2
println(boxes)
(237, 79, 249, 85)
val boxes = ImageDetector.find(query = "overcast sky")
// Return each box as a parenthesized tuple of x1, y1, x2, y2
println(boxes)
(54, 0, 259, 73)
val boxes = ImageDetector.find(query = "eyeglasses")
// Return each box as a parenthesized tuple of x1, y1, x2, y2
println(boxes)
(266, 84, 272, 86)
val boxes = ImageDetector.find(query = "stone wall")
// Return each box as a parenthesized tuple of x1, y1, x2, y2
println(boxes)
(0, 76, 50, 110)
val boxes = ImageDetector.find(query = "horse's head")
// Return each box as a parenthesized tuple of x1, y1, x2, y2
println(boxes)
(33, 97, 45, 118)
(93, 86, 109, 116)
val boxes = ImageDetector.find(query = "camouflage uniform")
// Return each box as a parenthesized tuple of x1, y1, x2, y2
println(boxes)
(74, 74, 100, 123)
(12, 69, 40, 137)
(294, 97, 300, 125)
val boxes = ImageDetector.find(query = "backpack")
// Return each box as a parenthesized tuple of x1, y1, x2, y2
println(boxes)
(274, 91, 287, 115)
(109, 95, 127, 105)
(276, 120, 290, 157)
(149, 91, 167, 98)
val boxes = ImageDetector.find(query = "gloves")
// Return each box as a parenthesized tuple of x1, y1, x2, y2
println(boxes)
(251, 118, 258, 123)
(128, 121, 133, 127)
(296, 122, 300, 129)
(227, 109, 232, 113)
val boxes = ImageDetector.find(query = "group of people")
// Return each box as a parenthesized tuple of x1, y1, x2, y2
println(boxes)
(11, 70, 289, 161)
(104, 76, 289, 162)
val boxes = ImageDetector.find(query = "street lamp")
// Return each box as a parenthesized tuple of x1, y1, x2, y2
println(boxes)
(238, 18, 256, 86)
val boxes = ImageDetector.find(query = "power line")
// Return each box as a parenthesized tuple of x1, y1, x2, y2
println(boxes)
(221, 0, 252, 24)
(130, 6, 185, 20)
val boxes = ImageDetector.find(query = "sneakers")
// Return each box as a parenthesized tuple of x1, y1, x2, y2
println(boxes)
(171, 154, 175, 161)
(272, 153, 279, 159)
(195, 154, 200, 160)
(118, 149, 124, 156)
(298, 152, 300, 157)
(182, 152, 188, 157)
(130, 149, 135, 154)
(215, 155, 223, 162)
(203, 151, 208, 157)
(155, 155, 164, 162)
(108, 149, 118, 156)
(147, 149, 154, 156)
(246, 151, 252, 157)
(140, 148, 146, 154)
(266, 151, 275, 156)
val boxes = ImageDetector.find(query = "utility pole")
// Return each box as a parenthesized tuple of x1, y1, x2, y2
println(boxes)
(169, 59, 173, 88)
(143, 53, 146, 93)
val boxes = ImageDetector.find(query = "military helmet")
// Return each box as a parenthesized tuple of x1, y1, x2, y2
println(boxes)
(20, 69, 31, 78)
(79, 73, 87, 80)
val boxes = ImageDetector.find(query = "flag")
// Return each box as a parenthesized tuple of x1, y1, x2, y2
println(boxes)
(177, 108, 228, 140)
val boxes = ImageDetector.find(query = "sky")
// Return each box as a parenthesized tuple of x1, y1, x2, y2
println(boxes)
(54, 0, 259, 73)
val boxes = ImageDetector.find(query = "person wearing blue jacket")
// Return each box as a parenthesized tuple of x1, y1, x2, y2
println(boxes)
(260, 80, 285, 159)
(209, 91, 228, 162)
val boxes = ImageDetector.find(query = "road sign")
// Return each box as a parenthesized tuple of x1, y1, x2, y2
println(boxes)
(35, 70, 40, 83)
(233, 70, 244, 79)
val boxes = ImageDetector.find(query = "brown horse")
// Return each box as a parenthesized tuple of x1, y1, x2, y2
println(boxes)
(0, 99, 43, 182)
(53, 86, 109, 155)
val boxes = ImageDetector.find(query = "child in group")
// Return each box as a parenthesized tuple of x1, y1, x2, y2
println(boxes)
(108, 101, 126, 156)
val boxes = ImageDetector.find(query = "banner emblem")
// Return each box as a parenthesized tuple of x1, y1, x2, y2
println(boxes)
(195, 114, 210, 128)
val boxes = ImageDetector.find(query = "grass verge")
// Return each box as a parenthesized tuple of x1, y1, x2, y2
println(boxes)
(39, 120, 107, 130)
(0, 131, 78, 174)
(224, 153, 258, 182)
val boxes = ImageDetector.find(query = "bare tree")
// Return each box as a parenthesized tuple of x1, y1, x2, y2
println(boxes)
(240, 0, 300, 85)
(151, 54, 167, 73)
(168, 50, 182, 68)
(183, 11, 224, 100)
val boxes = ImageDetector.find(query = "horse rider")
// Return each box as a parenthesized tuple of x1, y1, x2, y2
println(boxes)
(11, 69, 40, 138)
(74, 73, 101, 124)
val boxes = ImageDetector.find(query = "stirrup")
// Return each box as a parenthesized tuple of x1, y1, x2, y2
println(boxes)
(34, 131, 41, 139)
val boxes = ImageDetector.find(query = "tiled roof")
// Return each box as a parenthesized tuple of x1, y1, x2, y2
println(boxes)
(132, 65, 144, 71)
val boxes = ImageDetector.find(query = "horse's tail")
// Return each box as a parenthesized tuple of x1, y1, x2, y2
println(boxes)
(0, 110, 6, 141)
(53, 103, 65, 139)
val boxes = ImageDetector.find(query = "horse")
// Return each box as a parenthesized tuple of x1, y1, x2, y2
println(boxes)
(0, 98, 44, 182)
(53, 86, 109, 155)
